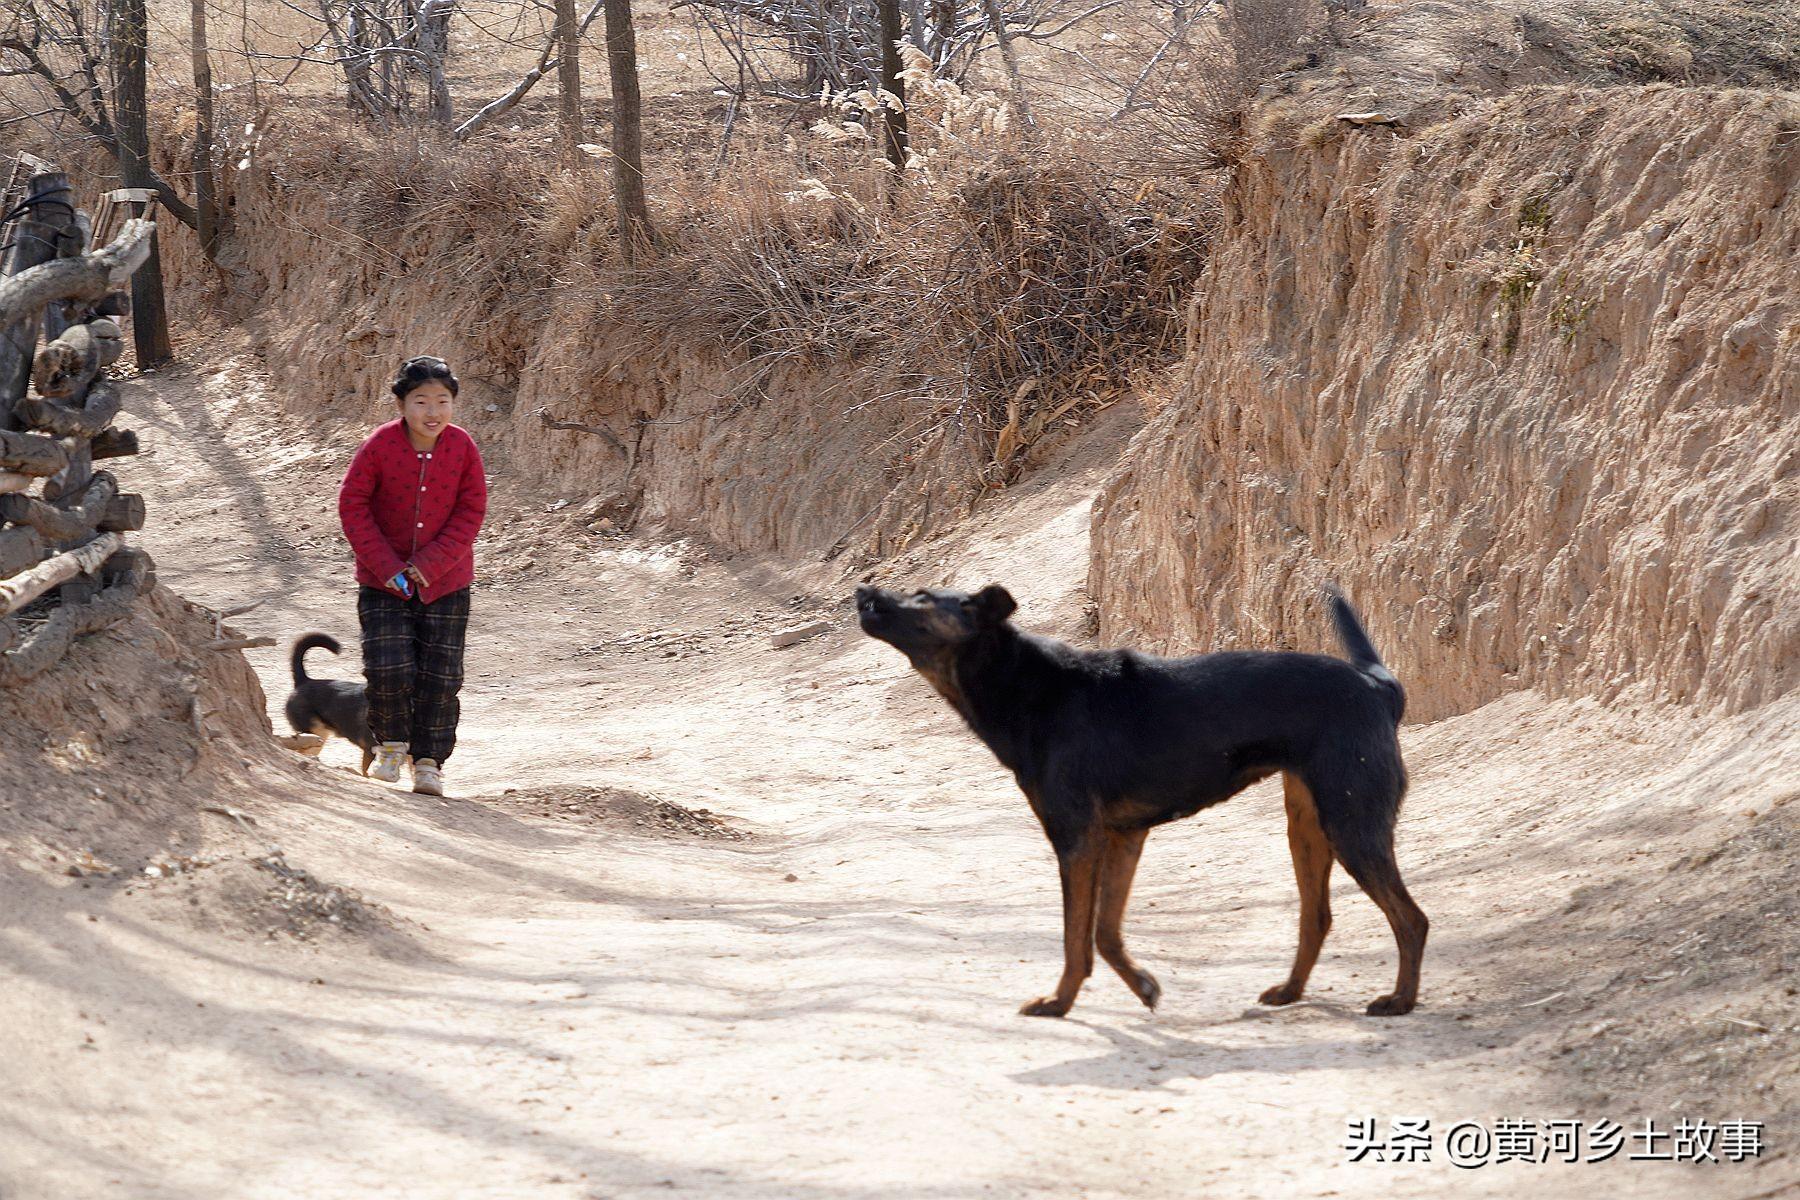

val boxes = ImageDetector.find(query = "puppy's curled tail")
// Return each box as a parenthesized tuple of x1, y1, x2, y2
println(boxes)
(291, 633, 342, 685)
(1324, 586, 1405, 722)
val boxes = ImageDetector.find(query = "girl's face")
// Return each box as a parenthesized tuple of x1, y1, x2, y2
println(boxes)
(400, 381, 455, 445)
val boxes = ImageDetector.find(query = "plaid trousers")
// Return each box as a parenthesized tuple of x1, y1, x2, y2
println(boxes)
(357, 585, 471, 764)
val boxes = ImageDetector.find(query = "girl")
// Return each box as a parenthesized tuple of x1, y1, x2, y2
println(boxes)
(338, 355, 488, 796)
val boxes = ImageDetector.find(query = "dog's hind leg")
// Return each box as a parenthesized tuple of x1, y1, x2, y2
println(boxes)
(1314, 788, 1428, 1016)
(1259, 772, 1333, 1007)
(1094, 827, 1160, 1010)
(1020, 831, 1103, 1018)
(1343, 855, 1427, 1016)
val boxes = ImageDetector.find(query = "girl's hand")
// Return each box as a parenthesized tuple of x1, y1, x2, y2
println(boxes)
(405, 565, 429, 588)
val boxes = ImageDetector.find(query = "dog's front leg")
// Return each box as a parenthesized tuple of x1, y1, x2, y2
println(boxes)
(1020, 830, 1102, 1018)
(1096, 827, 1160, 1010)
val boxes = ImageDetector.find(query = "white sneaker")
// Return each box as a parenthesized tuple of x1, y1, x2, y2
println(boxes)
(412, 758, 445, 797)
(369, 742, 408, 783)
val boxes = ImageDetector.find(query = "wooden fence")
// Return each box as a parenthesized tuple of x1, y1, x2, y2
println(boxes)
(0, 153, 157, 685)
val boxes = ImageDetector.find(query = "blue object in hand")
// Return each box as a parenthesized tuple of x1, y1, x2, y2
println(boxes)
(391, 572, 412, 597)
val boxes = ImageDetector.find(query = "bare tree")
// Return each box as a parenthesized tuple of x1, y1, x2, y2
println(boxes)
(876, 0, 906, 170)
(604, 0, 652, 263)
(978, 0, 1034, 132)
(0, 0, 200, 230)
(109, 0, 172, 364)
(453, 0, 605, 141)
(190, 0, 220, 256)
(676, 0, 1121, 102)
(553, 0, 584, 156)
(310, 0, 453, 125)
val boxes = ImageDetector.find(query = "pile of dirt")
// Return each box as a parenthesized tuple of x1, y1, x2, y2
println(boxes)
(486, 785, 751, 841)
(105, 843, 398, 941)
(0, 586, 277, 878)
(0, 580, 417, 958)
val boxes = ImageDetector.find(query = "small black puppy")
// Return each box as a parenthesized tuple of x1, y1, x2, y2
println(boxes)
(857, 582, 1427, 1020)
(285, 633, 375, 775)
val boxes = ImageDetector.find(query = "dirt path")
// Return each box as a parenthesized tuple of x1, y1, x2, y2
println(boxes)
(4, 357, 1794, 1200)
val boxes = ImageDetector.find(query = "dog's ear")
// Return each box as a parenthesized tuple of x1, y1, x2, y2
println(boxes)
(971, 584, 1017, 624)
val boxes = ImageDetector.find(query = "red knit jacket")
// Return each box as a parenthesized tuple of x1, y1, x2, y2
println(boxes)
(338, 419, 487, 604)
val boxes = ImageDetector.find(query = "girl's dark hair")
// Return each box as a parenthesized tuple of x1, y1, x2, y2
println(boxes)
(391, 355, 459, 401)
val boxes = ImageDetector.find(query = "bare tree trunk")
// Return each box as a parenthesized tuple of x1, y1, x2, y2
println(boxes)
(979, 0, 1036, 133)
(877, 0, 907, 172)
(554, 0, 584, 157)
(603, 0, 653, 264)
(110, 0, 174, 367)
(190, 0, 220, 256)
(928, 0, 956, 58)
(415, 0, 455, 126)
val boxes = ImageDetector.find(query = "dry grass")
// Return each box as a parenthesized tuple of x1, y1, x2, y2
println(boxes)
(1089, 0, 1331, 173)
(153, 83, 1211, 473)
(1563, 0, 1800, 84)
(619, 143, 1211, 442)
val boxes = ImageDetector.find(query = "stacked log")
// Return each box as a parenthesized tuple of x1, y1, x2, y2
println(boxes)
(0, 158, 157, 685)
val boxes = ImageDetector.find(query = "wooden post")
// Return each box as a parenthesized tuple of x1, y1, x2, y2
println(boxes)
(91, 428, 141, 460)
(0, 527, 43, 578)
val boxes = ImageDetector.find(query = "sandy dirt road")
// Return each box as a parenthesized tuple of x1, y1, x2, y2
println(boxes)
(3, 356, 1794, 1200)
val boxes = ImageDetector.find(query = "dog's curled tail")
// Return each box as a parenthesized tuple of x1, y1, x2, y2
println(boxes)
(1325, 586, 1405, 722)
(291, 632, 342, 685)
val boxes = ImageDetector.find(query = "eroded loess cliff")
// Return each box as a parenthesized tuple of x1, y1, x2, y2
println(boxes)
(1091, 86, 1799, 721)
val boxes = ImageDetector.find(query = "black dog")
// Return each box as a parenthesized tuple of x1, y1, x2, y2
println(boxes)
(856, 583, 1427, 1019)
(285, 633, 375, 775)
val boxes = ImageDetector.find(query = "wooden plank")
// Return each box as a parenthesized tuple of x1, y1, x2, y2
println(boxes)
(15, 376, 123, 438)
(0, 429, 70, 476)
(0, 531, 120, 615)
(91, 428, 140, 460)
(99, 493, 145, 533)
(0, 552, 150, 686)
(0, 219, 155, 331)
(0, 471, 116, 540)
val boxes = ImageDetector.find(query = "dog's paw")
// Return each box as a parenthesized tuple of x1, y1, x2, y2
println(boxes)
(1019, 995, 1072, 1018)
(1258, 982, 1303, 1006)
(1365, 993, 1415, 1017)
(1132, 971, 1161, 1011)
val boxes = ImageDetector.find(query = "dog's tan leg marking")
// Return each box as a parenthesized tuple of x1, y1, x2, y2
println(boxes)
(1355, 867, 1428, 1016)
(1094, 827, 1159, 1009)
(360, 746, 374, 777)
(1260, 773, 1334, 1007)
(1020, 835, 1102, 1018)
